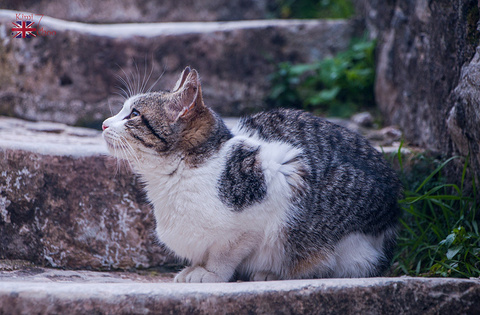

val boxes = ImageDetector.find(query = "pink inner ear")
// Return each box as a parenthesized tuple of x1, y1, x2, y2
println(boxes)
(179, 107, 189, 118)
(172, 69, 204, 119)
(179, 98, 197, 119)
(173, 66, 192, 92)
(180, 67, 191, 88)
(182, 79, 198, 105)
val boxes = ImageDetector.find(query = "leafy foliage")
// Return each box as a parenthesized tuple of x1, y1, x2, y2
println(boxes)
(272, 0, 355, 19)
(391, 145, 480, 278)
(267, 37, 376, 118)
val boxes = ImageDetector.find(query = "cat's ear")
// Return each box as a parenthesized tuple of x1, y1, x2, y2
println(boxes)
(174, 69, 205, 120)
(172, 66, 191, 92)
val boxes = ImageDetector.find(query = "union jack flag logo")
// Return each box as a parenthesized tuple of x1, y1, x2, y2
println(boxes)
(11, 21, 37, 38)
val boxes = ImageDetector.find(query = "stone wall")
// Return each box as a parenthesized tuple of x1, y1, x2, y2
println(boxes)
(3, 0, 275, 23)
(355, 0, 480, 186)
(0, 11, 353, 128)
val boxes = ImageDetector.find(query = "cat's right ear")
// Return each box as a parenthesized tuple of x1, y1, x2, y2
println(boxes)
(172, 66, 191, 92)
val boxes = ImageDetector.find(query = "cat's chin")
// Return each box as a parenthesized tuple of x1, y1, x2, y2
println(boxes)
(104, 142, 127, 159)
(106, 148, 127, 161)
(103, 143, 141, 169)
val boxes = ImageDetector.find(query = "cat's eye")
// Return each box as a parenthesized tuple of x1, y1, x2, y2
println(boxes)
(127, 109, 140, 119)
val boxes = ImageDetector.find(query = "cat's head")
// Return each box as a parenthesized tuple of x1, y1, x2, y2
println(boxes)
(102, 67, 216, 168)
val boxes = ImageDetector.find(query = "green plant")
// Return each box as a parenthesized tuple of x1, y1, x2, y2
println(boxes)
(267, 37, 376, 118)
(273, 0, 355, 19)
(392, 145, 480, 278)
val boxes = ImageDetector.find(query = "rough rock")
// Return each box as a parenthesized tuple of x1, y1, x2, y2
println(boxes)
(355, 0, 480, 187)
(3, 0, 275, 23)
(0, 117, 175, 270)
(0, 10, 354, 128)
(447, 48, 480, 186)
(0, 275, 479, 314)
(351, 111, 373, 128)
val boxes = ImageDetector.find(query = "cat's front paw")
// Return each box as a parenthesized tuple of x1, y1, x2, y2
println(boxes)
(251, 271, 280, 281)
(174, 266, 225, 283)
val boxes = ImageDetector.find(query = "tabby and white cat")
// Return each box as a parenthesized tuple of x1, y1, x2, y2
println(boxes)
(102, 67, 402, 282)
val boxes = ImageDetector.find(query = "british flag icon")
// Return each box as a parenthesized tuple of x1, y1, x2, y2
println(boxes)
(11, 21, 37, 38)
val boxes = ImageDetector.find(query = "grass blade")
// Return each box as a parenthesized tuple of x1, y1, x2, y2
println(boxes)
(414, 156, 458, 194)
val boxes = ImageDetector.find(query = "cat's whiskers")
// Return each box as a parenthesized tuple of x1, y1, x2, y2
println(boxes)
(115, 60, 164, 99)
(118, 141, 131, 173)
(147, 66, 166, 94)
(119, 67, 135, 98)
(114, 72, 129, 94)
(138, 59, 152, 95)
(119, 145, 135, 171)
(106, 132, 132, 174)
(118, 134, 140, 166)
(141, 58, 154, 94)
(133, 60, 141, 96)
(106, 98, 116, 117)
(134, 59, 150, 96)
(113, 136, 133, 167)
(114, 86, 129, 100)
(110, 137, 123, 175)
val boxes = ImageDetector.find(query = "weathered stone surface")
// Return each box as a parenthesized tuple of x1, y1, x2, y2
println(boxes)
(355, 0, 480, 186)
(0, 118, 175, 270)
(3, 0, 274, 23)
(0, 264, 175, 283)
(0, 276, 479, 314)
(351, 111, 374, 128)
(0, 10, 354, 128)
(447, 48, 480, 187)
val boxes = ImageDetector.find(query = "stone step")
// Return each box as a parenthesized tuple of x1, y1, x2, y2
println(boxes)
(0, 9, 355, 128)
(0, 117, 174, 270)
(0, 270, 479, 314)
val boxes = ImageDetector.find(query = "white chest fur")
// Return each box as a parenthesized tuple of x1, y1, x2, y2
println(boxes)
(137, 136, 304, 273)
(141, 153, 230, 264)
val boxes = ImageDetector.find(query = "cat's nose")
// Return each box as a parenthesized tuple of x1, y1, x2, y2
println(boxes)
(102, 123, 108, 131)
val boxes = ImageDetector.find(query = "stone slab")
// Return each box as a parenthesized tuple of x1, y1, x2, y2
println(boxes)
(0, 264, 175, 283)
(0, 116, 106, 157)
(0, 274, 478, 314)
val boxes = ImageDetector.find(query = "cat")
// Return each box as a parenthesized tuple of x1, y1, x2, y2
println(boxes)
(102, 66, 402, 282)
